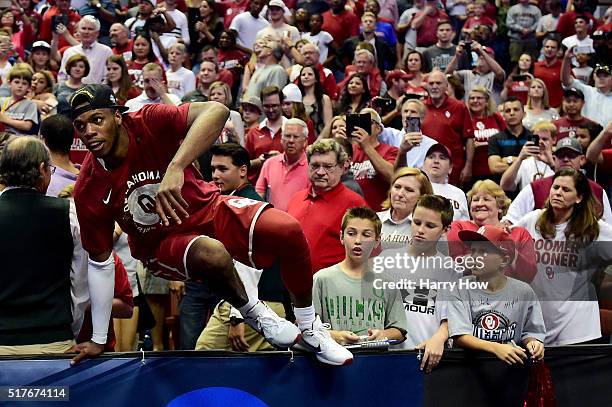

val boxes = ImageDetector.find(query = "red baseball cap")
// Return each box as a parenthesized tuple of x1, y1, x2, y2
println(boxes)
(385, 69, 411, 85)
(425, 143, 452, 160)
(458, 225, 515, 262)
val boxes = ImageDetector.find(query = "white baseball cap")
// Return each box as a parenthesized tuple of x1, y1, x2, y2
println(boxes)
(268, 0, 285, 8)
(282, 83, 303, 103)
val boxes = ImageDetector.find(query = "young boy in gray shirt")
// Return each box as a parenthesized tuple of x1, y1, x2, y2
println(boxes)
(313, 206, 407, 345)
(447, 225, 545, 365)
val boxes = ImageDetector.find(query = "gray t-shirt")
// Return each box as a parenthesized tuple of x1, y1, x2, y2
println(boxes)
(447, 276, 545, 344)
(422, 45, 456, 72)
(378, 250, 460, 348)
(313, 263, 407, 337)
(244, 65, 289, 101)
(0, 97, 39, 135)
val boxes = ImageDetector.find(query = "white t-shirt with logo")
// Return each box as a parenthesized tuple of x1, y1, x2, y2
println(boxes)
(515, 209, 612, 345)
(166, 67, 196, 100)
(431, 182, 469, 221)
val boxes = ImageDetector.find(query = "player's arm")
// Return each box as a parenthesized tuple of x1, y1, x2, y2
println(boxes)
(68, 249, 114, 365)
(156, 102, 230, 226)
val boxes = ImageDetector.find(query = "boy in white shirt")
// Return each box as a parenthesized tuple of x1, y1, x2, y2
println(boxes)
(166, 43, 196, 100)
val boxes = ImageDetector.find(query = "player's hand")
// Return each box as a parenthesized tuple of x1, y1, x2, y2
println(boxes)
(228, 323, 249, 352)
(493, 343, 527, 365)
(415, 334, 445, 373)
(66, 341, 104, 366)
(366, 329, 385, 341)
(156, 164, 189, 226)
(526, 340, 544, 360)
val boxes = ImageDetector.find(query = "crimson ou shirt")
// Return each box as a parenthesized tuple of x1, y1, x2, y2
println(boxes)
(73, 104, 220, 261)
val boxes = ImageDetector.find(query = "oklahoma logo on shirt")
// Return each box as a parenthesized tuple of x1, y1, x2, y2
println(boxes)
(473, 310, 517, 343)
(123, 170, 163, 232)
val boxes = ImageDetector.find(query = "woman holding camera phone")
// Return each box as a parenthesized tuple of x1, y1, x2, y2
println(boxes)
(500, 53, 534, 105)
(522, 78, 559, 130)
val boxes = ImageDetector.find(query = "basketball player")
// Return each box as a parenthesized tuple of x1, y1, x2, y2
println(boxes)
(69, 84, 352, 366)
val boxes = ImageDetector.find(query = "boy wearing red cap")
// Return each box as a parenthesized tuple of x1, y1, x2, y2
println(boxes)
(447, 225, 545, 365)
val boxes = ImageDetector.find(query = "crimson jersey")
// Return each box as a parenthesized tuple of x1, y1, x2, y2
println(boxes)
(74, 103, 220, 261)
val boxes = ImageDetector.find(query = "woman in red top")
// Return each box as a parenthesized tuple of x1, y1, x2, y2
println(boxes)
(446, 179, 537, 283)
(106, 55, 141, 105)
(467, 86, 506, 182)
(501, 53, 534, 105)
(126, 33, 163, 89)
(403, 50, 428, 97)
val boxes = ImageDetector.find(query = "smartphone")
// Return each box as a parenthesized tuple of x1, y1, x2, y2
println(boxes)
(346, 113, 371, 138)
(513, 74, 529, 82)
(51, 14, 69, 32)
(373, 97, 394, 110)
(405, 117, 421, 133)
(574, 45, 593, 55)
(463, 40, 472, 56)
(527, 133, 540, 145)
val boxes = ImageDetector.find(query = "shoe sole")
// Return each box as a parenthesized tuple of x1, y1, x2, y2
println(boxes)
(316, 355, 354, 366)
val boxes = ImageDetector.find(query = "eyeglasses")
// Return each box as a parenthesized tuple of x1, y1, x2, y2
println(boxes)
(262, 104, 280, 110)
(281, 134, 305, 140)
(308, 163, 338, 173)
(47, 164, 56, 174)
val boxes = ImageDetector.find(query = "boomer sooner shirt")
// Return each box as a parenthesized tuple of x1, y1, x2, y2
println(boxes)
(515, 210, 612, 345)
(73, 104, 220, 261)
(447, 276, 545, 344)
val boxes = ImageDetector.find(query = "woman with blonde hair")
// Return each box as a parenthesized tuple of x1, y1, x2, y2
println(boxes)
(446, 179, 537, 282)
(522, 78, 559, 130)
(209, 81, 245, 145)
(377, 167, 433, 249)
(515, 168, 612, 345)
(318, 115, 346, 140)
(467, 86, 506, 183)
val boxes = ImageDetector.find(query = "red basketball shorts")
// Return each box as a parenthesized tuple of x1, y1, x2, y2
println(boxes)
(143, 195, 276, 281)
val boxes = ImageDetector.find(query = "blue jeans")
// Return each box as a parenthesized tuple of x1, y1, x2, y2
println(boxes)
(179, 282, 221, 350)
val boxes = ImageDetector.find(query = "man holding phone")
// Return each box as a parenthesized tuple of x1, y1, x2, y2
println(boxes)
(39, 0, 81, 49)
(349, 108, 398, 211)
(499, 121, 556, 193)
(383, 98, 437, 170)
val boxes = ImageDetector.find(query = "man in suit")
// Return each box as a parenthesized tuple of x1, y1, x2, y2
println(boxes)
(0, 136, 88, 354)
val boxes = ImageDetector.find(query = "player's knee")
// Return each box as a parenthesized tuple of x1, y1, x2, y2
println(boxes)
(187, 237, 233, 277)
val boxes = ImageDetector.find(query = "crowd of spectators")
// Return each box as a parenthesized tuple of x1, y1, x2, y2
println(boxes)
(0, 0, 611, 372)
